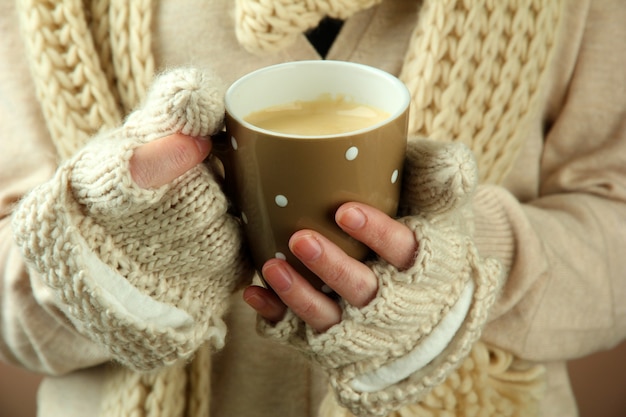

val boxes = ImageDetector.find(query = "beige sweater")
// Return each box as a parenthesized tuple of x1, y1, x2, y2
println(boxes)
(1, 1, 626, 416)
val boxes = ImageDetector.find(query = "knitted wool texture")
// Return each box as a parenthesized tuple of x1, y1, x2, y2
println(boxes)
(235, 0, 382, 53)
(15, 1, 252, 410)
(17, 0, 156, 160)
(14, 0, 563, 416)
(318, 341, 547, 417)
(12, 66, 253, 369)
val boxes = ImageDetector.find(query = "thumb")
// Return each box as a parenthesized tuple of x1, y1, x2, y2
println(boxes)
(130, 133, 211, 189)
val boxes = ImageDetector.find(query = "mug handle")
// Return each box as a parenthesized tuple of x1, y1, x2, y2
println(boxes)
(208, 128, 239, 208)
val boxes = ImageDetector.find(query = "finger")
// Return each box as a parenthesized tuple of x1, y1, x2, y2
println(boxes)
(335, 203, 418, 270)
(289, 231, 378, 308)
(130, 133, 211, 189)
(261, 258, 342, 332)
(242, 285, 287, 323)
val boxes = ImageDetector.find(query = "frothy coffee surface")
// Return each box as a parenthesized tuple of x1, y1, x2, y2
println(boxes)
(244, 95, 390, 136)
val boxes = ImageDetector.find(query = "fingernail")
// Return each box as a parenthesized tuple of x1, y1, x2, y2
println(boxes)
(337, 206, 366, 231)
(244, 292, 267, 310)
(291, 234, 322, 261)
(192, 136, 211, 156)
(263, 263, 293, 292)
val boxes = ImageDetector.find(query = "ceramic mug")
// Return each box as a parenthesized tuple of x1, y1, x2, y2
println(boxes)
(214, 60, 410, 289)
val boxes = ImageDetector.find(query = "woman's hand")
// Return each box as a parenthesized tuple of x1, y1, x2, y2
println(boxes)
(243, 202, 418, 332)
(11, 67, 255, 371)
(244, 140, 502, 417)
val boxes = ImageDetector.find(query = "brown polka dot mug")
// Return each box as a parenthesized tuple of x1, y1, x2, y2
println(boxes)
(213, 60, 410, 290)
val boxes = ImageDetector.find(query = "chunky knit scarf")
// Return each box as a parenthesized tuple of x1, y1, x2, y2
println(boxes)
(17, 0, 563, 415)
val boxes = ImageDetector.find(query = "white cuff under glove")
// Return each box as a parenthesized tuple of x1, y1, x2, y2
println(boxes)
(258, 139, 503, 417)
(12, 68, 253, 371)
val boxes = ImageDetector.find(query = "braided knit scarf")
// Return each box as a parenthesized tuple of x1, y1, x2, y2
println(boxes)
(16, 0, 563, 415)
(17, 0, 154, 160)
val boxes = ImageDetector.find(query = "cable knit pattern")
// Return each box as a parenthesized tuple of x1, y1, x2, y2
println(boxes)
(399, 0, 562, 184)
(235, 0, 381, 54)
(17, 0, 157, 159)
(109, 0, 155, 113)
(85, 0, 122, 111)
(318, 342, 547, 417)
(101, 341, 213, 417)
(100, 364, 187, 417)
(258, 139, 503, 417)
(12, 68, 253, 371)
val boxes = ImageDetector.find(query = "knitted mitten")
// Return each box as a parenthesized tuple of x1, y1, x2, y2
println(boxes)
(12, 68, 253, 371)
(258, 138, 503, 417)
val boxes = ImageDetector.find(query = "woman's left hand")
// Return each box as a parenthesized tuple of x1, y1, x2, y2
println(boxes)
(243, 202, 418, 332)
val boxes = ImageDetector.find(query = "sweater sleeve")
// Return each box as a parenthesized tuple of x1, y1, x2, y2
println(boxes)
(476, 0, 626, 361)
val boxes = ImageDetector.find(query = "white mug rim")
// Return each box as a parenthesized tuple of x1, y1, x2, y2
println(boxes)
(224, 60, 411, 139)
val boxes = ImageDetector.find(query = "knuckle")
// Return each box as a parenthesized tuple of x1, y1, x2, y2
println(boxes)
(291, 295, 321, 320)
(323, 259, 351, 287)
(324, 260, 376, 307)
(371, 221, 396, 250)
(129, 155, 153, 188)
(356, 272, 378, 294)
(168, 140, 196, 171)
(350, 273, 378, 307)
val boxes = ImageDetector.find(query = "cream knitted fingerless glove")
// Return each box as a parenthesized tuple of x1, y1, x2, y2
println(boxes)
(258, 139, 502, 417)
(12, 68, 253, 371)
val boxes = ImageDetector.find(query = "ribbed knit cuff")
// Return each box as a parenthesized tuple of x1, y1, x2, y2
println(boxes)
(472, 185, 517, 277)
